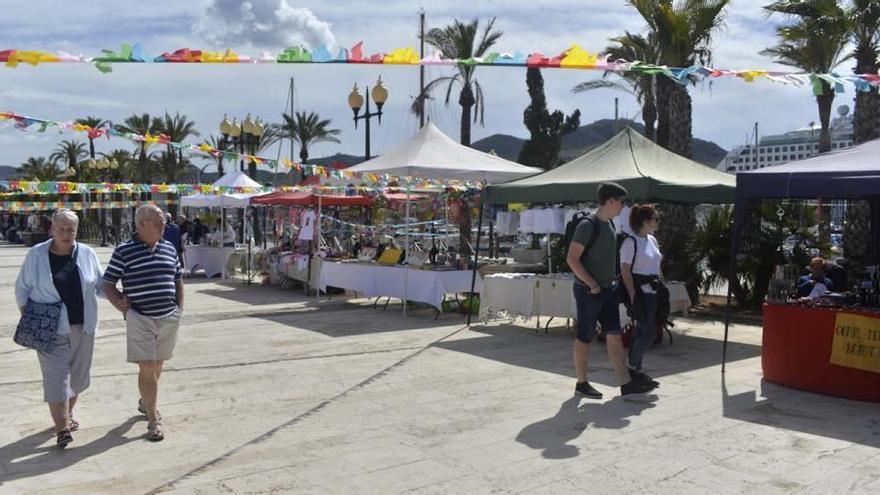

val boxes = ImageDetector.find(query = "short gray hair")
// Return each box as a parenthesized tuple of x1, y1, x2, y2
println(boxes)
(51, 209, 79, 227)
(135, 204, 165, 225)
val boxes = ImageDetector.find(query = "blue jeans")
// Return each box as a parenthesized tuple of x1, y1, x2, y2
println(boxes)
(573, 284, 621, 343)
(629, 292, 658, 371)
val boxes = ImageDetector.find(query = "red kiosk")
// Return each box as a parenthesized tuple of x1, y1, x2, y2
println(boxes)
(725, 138, 880, 403)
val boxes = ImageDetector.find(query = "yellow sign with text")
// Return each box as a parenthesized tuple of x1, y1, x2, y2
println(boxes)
(830, 312, 880, 374)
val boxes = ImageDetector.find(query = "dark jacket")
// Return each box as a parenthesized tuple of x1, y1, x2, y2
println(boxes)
(796, 274, 834, 298)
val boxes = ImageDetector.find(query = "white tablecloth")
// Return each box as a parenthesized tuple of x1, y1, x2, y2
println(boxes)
(318, 262, 482, 310)
(185, 245, 241, 278)
(479, 273, 692, 322)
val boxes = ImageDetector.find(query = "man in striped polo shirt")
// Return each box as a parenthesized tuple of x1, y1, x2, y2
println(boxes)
(104, 204, 184, 442)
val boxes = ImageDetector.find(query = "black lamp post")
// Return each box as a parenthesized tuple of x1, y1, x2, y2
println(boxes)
(219, 114, 265, 179)
(88, 157, 118, 246)
(348, 76, 389, 161)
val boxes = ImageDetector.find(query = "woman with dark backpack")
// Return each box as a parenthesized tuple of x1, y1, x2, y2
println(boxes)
(619, 204, 663, 389)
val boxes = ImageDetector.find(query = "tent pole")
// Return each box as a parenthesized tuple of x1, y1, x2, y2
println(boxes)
(466, 193, 484, 327)
(404, 187, 410, 318)
(246, 206, 251, 285)
(221, 200, 226, 280)
(722, 197, 747, 373)
(316, 196, 322, 300)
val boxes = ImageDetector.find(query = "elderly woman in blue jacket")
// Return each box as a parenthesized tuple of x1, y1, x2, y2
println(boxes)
(14, 209, 105, 448)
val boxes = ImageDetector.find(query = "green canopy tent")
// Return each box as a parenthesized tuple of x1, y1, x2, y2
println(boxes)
(484, 127, 735, 204)
(466, 127, 736, 325)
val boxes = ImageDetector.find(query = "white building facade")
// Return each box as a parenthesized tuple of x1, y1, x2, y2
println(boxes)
(717, 106, 855, 174)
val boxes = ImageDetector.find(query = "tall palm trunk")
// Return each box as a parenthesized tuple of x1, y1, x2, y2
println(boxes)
(668, 84, 693, 158)
(655, 77, 672, 147)
(643, 89, 657, 142)
(816, 85, 835, 153)
(854, 46, 880, 144)
(854, 90, 880, 144)
(459, 83, 476, 147)
(844, 200, 871, 281)
(656, 203, 698, 301)
(139, 145, 149, 183)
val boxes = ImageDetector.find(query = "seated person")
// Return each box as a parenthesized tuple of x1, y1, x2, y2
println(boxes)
(796, 257, 834, 298)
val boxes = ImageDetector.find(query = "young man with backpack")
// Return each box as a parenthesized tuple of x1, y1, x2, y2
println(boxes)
(565, 183, 657, 399)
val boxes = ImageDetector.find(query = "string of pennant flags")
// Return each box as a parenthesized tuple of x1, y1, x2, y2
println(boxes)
(1, 42, 879, 93)
(0, 111, 480, 192)
(0, 179, 473, 197)
(1, 199, 175, 213)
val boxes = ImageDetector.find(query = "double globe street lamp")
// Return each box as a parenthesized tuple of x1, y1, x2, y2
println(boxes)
(348, 76, 389, 161)
(219, 114, 265, 179)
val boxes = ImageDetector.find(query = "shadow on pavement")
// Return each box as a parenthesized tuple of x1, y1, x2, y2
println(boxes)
(516, 395, 658, 459)
(0, 415, 142, 486)
(253, 304, 469, 337)
(721, 376, 880, 448)
(433, 325, 761, 386)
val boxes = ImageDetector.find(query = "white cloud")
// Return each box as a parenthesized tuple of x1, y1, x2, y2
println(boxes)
(192, 0, 336, 49)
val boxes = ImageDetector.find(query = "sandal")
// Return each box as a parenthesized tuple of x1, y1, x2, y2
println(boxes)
(56, 429, 73, 449)
(146, 421, 164, 442)
(138, 398, 162, 421)
(69, 418, 79, 432)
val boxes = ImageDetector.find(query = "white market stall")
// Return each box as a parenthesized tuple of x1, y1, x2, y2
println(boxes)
(329, 123, 542, 315)
(180, 171, 264, 278)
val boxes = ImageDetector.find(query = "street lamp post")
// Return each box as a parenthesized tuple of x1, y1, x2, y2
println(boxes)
(219, 114, 265, 179)
(348, 76, 389, 161)
(87, 157, 118, 246)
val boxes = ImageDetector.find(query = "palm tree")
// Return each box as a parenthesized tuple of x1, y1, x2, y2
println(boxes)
(75, 116, 110, 162)
(115, 113, 161, 182)
(762, 0, 851, 153)
(280, 111, 341, 164)
(18, 157, 65, 181)
(851, 0, 880, 144)
(627, 0, 730, 157)
(573, 32, 659, 141)
(413, 17, 503, 146)
(199, 135, 230, 178)
(49, 140, 88, 181)
(153, 112, 200, 183)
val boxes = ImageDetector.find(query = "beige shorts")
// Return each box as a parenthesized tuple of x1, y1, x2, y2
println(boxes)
(126, 309, 182, 363)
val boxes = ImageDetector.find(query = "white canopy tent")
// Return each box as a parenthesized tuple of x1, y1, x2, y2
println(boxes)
(180, 171, 264, 208)
(180, 172, 265, 279)
(345, 122, 542, 182)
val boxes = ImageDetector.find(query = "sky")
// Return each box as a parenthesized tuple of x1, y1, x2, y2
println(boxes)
(0, 0, 861, 172)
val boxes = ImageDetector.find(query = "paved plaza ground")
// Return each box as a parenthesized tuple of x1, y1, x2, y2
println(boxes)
(1, 242, 879, 494)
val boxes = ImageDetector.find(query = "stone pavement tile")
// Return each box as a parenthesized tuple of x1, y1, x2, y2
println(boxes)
(467, 455, 587, 493)
(313, 458, 466, 494)
(209, 465, 308, 494)
(799, 452, 880, 494)
(336, 442, 429, 472)
(669, 462, 807, 494)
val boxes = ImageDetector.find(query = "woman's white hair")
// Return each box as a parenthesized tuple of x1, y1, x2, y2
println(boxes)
(135, 204, 165, 225)
(51, 209, 79, 226)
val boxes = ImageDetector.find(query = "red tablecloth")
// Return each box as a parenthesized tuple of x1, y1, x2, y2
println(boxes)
(763, 303, 880, 403)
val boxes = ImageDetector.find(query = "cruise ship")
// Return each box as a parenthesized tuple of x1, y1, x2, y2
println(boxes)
(717, 105, 855, 174)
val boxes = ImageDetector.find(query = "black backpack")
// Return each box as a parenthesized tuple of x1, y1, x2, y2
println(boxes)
(564, 213, 636, 273)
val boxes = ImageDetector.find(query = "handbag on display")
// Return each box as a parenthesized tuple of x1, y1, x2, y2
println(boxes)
(377, 248, 403, 265)
(14, 299, 62, 352)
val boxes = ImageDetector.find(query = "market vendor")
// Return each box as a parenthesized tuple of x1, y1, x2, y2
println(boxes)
(795, 257, 834, 299)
